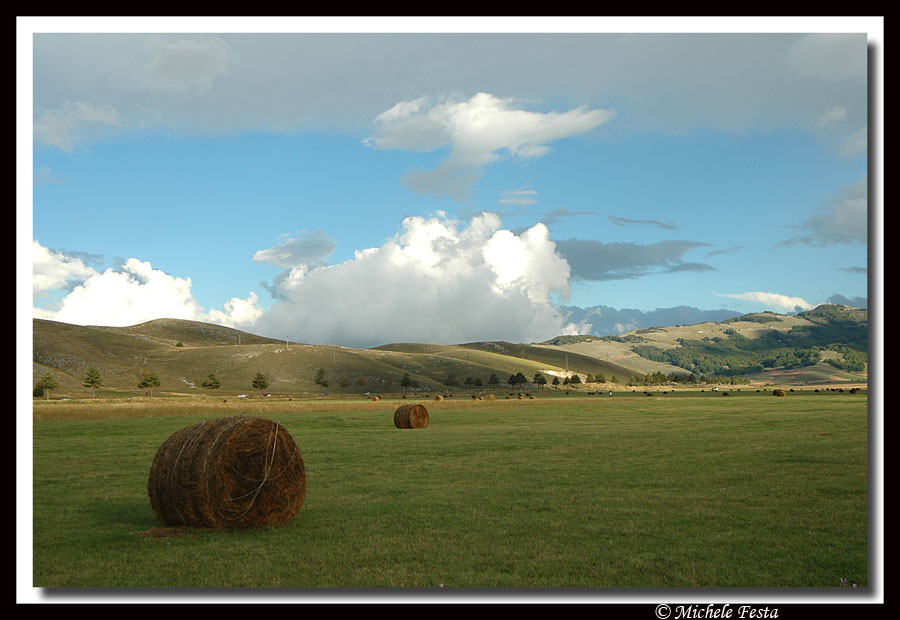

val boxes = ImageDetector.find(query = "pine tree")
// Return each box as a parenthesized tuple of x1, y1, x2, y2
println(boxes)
(252, 372, 269, 395)
(201, 373, 221, 391)
(82, 366, 102, 399)
(35, 373, 59, 400)
(314, 368, 329, 389)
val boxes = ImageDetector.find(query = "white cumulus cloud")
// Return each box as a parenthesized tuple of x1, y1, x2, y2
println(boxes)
(254, 213, 575, 347)
(32, 240, 99, 295)
(33, 249, 261, 329)
(714, 291, 815, 313)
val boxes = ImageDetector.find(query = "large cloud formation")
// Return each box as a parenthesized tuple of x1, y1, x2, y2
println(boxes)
(253, 212, 580, 347)
(33, 215, 584, 347)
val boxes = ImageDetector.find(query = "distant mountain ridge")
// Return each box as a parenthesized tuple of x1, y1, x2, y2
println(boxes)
(558, 304, 744, 337)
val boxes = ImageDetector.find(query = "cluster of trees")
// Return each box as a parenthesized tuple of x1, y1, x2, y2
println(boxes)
(824, 345, 867, 372)
(34, 366, 105, 400)
(631, 319, 867, 378)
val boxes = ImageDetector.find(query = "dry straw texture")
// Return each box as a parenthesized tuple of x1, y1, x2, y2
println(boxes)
(147, 416, 306, 529)
(393, 403, 429, 429)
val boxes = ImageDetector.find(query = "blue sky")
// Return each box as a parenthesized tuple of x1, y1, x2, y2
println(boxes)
(23, 18, 882, 348)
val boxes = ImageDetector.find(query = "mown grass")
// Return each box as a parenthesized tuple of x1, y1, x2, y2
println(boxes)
(31, 391, 868, 589)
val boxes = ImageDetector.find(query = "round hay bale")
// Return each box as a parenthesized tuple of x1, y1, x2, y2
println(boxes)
(773, 389, 786, 397)
(434, 394, 444, 401)
(371, 395, 381, 401)
(147, 416, 306, 529)
(485, 393, 496, 401)
(393, 403, 429, 429)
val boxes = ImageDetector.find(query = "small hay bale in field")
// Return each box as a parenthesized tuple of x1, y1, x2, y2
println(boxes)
(371, 395, 381, 401)
(485, 393, 496, 401)
(434, 394, 443, 401)
(147, 416, 306, 529)
(773, 389, 786, 397)
(393, 403, 429, 429)
(517, 393, 525, 399)
(722, 392, 729, 396)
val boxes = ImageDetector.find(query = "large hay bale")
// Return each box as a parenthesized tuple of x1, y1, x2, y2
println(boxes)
(394, 403, 429, 429)
(773, 389, 786, 397)
(147, 416, 306, 529)
(434, 394, 444, 401)
(485, 393, 496, 401)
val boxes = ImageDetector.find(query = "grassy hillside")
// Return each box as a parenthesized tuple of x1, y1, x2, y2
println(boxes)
(90, 318, 283, 347)
(32, 319, 639, 399)
(32, 306, 867, 400)
(534, 305, 868, 383)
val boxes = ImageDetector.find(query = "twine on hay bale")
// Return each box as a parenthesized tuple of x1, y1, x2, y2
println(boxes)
(147, 416, 306, 529)
(393, 403, 429, 429)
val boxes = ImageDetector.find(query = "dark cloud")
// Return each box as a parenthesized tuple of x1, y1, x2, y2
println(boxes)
(705, 246, 742, 258)
(554, 239, 712, 281)
(252, 230, 336, 268)
(32, 32, 868, 153)
(779, 176, 867, 247)
(543, 207, 597, 225)
(667, 262, 715, 273)
(608, 215, 677, 230)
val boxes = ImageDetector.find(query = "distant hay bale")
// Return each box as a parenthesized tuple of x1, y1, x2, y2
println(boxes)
(371, 395, 381, 401)
(485, 393, 496, 401)
(517, 393, 525, 399)
(393, 403, 429, 429)
(722, 392, 730, 396)
(434, 394, 443, 401)
(773, 389, 786, 397)
(147, 416, 306, 529)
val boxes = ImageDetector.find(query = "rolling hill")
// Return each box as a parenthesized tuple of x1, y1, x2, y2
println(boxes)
(31, 318, 642, 398)
(534, 304, 868, 385)
(31, 304, 868, 398)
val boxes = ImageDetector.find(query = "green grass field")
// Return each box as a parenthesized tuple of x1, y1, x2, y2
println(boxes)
(31, 391, 868, 589)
